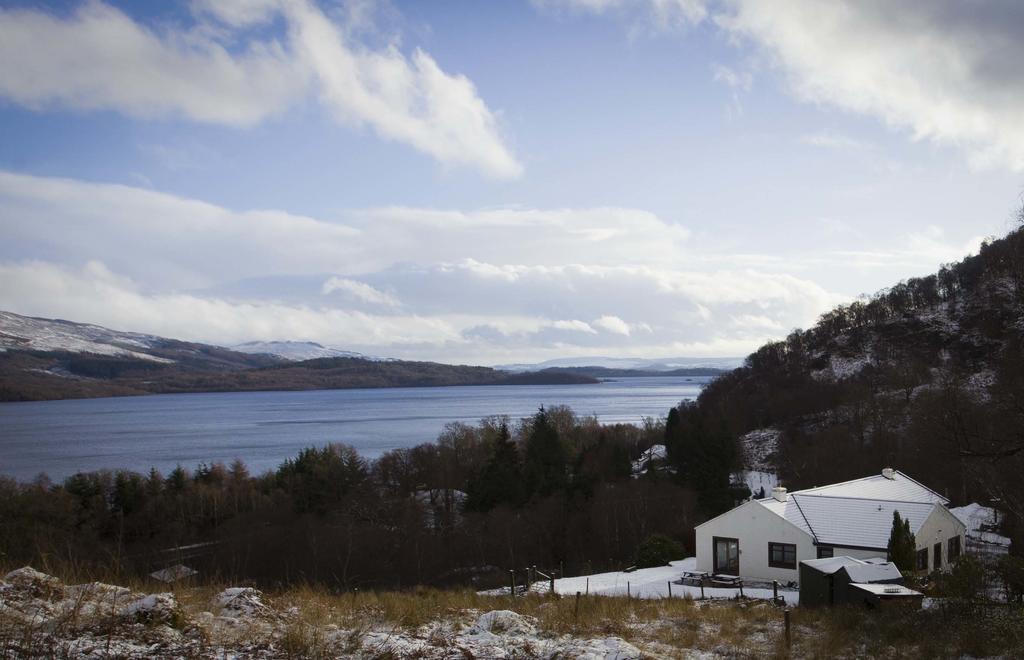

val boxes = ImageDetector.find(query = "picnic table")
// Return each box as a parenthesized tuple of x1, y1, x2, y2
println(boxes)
(709, 573, 743, 587)
(679, 570, 709, 585)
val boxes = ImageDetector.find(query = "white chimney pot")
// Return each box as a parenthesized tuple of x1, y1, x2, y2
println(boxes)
(882, 468, 896, 480)
(772, 486, 788, 502)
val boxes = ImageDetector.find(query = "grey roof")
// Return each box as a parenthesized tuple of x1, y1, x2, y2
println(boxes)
(800, 555, 902, 582)
(793, 470, 947, 504)
(849, 583, 922, 596)
(760, 494, 938, 549)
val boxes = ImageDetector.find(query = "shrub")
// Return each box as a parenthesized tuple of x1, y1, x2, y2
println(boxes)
(633, 534, 685, 568)
(934, 555, 988, 600)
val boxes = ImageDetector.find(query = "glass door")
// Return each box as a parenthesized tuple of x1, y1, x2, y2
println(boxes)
(713, 537, 739, 574)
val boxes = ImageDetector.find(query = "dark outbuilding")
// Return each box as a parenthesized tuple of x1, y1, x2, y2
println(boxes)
(799, 556, 914, 607)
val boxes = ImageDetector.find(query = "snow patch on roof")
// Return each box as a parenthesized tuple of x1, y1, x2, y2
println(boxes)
(759, 494, 942, 549)
(800, 556, 901, 582)
(793, 470, 947, 504)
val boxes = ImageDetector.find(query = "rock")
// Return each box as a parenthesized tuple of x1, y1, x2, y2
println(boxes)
(214, 587, 271, 618)
(3, 567, 63, 599)
(471, 610, 537, 636)
(122, 592, 179, 624)
(64, 581, 141, 618)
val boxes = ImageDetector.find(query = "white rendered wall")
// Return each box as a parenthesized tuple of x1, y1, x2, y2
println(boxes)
(695, 500, 815, 583)
(914, 506, 967, 572)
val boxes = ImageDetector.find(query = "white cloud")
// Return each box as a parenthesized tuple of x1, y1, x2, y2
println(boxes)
(0, 1, 520, 177)
(0, 170, 849, 361)
(717, 0, 1024, 172)
(712, 63, 751, 92)
(551, 319, 598, 333)
(0, 260, 458, 348)
(593, 315, 632, 335)
(322, 276, 400, 307)
(539, 0, 1024, 172)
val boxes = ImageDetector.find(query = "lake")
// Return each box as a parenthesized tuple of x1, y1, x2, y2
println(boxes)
(0, 377, 707, 482)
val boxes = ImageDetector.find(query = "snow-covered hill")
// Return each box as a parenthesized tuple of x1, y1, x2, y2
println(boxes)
(0, 311, 172, 363)
(229, 340, 368, 362)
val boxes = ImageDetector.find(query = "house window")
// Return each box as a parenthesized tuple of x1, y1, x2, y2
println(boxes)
(768, 542, 797, 569)
(816, 545, 833, 559)
(916, 548, 928, 571)
(933, 542, 942, 569)
(948, 536, 962, 562)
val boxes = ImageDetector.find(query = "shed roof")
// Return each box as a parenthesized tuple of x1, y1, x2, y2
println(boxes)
(849, 583, 922, 597)
(800, 555, 902, 582)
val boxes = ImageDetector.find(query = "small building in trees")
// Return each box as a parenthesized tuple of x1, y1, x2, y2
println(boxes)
(694, 469, 965, 583)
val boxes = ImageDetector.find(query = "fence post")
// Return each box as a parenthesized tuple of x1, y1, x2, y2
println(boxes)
(509, 569, 515, 597)
(739, 579, 744, 599)
(784, 608, 791, 648)
(586, 577, 589, 595)
(700, 576, 705, 600)
(668, 581, 672, 598)
(627, 581, 631, 599)
(550, 574, 555, 596)
(773, 580, 779, 603)
(532, 565, 537, 589)
(574, 591, 581, 622)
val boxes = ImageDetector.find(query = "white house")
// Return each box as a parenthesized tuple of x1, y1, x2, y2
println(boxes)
(694, 469, 966, 583)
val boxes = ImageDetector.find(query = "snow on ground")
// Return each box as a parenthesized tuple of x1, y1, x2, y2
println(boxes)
(738, 428, 780, 473)
(951, 503, 1011, 559)
(811, 354, 872, 381)
(733, 470, 778, 499)
(535, 559, 799, 605)
(0, 310, 172, 363)
(0, 567, 661, 658)
(229, 340, 369, 361)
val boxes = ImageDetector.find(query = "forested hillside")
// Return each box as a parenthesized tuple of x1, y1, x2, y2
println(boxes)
(681, 223, 1024, 545)
(0, 408, 689, 590)
(0, 311, 595, 401)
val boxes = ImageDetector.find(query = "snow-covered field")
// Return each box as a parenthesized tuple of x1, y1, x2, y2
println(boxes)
(515, 559, 799, 605)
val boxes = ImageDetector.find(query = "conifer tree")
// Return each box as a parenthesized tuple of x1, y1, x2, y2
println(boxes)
(887, 510, 916, 571)
(464, 422, 523, 511)
(523, 407, 567, 497)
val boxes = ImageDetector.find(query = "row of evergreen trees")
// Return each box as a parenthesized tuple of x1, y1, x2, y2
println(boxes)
(464, 403, 744, 518)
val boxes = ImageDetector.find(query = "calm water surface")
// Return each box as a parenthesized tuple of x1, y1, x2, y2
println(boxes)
(0, 377, 706, 481)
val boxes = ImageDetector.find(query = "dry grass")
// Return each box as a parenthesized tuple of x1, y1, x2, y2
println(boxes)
(4, 562, 1023, 659)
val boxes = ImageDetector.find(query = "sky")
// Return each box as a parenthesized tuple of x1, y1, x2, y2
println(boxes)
(0, 0, 1021, 365)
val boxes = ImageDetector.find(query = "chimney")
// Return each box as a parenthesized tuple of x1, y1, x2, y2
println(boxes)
(882, 467, 896, 480)
(772, 486, 788, 502)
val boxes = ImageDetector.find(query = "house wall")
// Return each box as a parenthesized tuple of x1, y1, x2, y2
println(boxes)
(825, 546, 889, 562)
(914, 506, 967, 573)
(695, 500, 815, 583)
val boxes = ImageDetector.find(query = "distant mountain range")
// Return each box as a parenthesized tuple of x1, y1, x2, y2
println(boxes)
(498, 356, 743, 372)
(0, 311, 597, 401)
